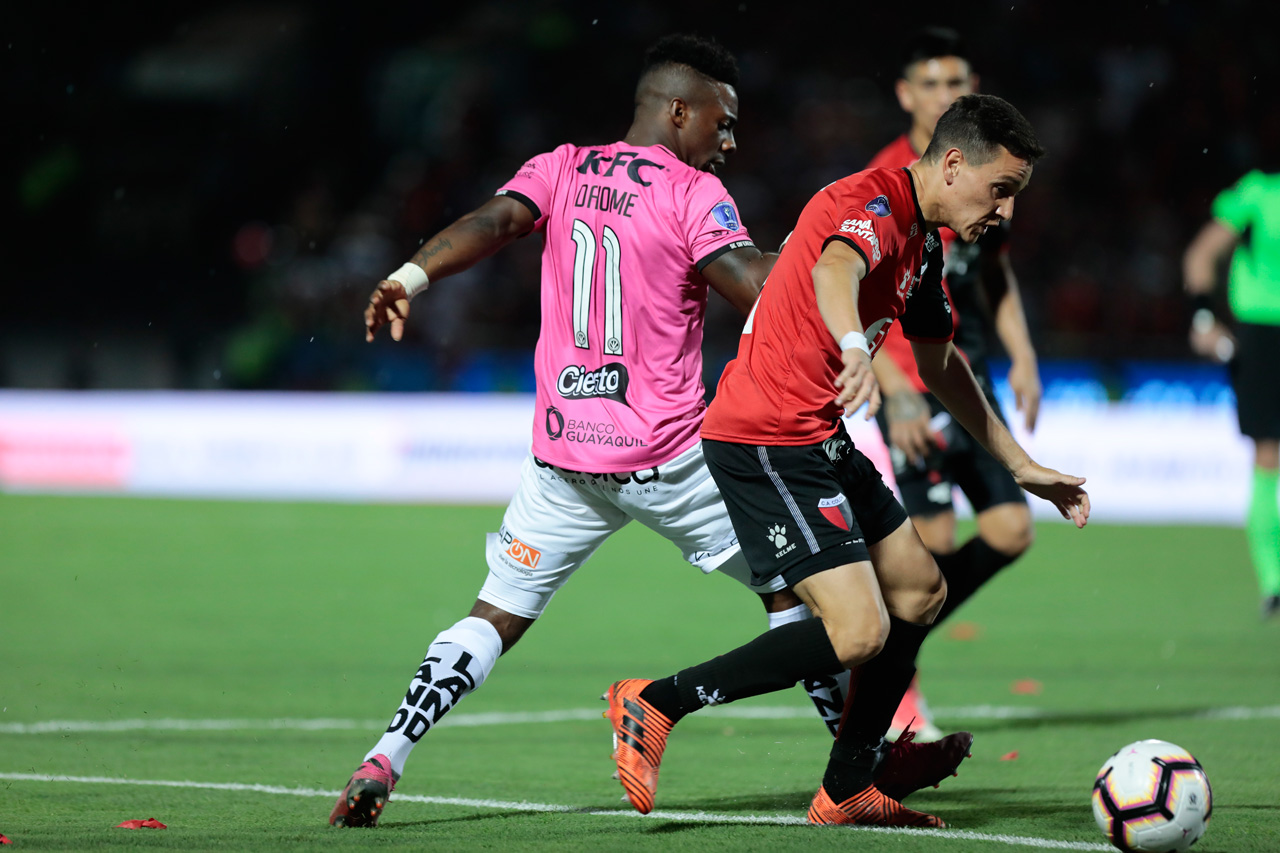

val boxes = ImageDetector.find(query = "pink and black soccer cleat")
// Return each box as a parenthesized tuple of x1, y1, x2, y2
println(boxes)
(888, 675, 944, 742)
(329, 753, 398, 827)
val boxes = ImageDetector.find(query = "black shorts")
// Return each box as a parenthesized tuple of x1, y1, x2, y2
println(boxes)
(875, 378, 1026, 518)
(703, 424, 909, 589)
(1232, 322, 1280, 440)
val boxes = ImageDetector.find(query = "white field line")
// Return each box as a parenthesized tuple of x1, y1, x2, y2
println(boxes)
(0, 771, 1112, 851)
(2, 704, 1278, 735)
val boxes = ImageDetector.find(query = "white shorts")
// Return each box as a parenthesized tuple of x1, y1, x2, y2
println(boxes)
(480, 441, 786, 619)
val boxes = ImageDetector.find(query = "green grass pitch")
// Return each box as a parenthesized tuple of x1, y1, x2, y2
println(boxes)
(1, 494, 1277, 851)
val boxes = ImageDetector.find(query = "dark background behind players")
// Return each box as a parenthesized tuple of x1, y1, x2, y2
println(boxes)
(4, 1, 1277, 393)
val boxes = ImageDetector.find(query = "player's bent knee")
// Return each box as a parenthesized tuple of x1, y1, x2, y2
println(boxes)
(892, 568, 946, 624)
(923, 574, 948, 622)
(468, 599, 536, 653)
(982, 506, 1035, 557)
(826, 615, 889, 669)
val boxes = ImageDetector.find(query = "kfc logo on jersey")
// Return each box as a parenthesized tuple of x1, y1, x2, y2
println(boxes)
(711, 201, 741, 231)
(864, 195, 892, 217)
(838, 219, 881, 262)
(818, 494, 853, 531)
(557, 362, 630, 405)
(575, 150, 666, 186)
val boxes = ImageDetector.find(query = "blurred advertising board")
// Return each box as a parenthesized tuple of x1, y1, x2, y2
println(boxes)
(0, 390, 1255, 524)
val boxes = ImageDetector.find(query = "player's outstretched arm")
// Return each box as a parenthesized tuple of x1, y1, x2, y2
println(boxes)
(702, 247, 779, 316)
(913, 339, 1088, 527)
(983, 251, 1041, 432)
(365, 196, 535, 342)
(812, 241, 879, 418)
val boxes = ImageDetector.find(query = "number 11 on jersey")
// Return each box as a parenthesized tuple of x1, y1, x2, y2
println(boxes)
(570, 219, 623, 355)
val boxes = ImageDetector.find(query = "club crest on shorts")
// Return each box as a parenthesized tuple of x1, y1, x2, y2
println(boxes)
(818, 494, 852, 531)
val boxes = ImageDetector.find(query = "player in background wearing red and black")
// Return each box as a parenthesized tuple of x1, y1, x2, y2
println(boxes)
(604, 95, 1089, 828)
(866, 28, 1043, 740)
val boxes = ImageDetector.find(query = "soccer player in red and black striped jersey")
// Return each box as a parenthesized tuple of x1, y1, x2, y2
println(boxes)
(867, 27, 1045, 741)
(605, 95, 1089, 828)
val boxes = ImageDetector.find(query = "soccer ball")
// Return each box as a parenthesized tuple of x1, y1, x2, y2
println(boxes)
(1091, 739, 1212, 852)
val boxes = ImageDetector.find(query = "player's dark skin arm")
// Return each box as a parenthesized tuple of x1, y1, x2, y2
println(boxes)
(365, 196, 536, 341)
(702, 243, 809, 615)
(702, 246, 778, 315)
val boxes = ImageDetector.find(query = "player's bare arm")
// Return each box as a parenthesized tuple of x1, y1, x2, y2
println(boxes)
(702, 246, 779, 316)
(913, 339, 1089, 527)
(981, 250, 1041, 431)
(1182, 219, 1240, 363)
(812, 240, 880, 418)
(872, 355, 937, 465)
(365, 196, 536, 342)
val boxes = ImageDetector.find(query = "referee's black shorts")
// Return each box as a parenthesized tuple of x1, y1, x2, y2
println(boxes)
(1232, 322, 1280, 440)
(703, 423, 908, 589)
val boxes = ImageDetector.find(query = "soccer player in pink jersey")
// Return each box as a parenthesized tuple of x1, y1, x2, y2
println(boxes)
(329, 34, 810, 828)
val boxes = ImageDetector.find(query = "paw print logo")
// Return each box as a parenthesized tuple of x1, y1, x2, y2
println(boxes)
(767, 524, 788, 548)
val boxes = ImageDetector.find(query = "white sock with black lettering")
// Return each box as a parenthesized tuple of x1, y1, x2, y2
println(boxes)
(365, 616, 503, 777)
(765, 603, 850, 737)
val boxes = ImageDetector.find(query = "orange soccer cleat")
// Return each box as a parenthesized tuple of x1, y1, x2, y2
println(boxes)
(602, 679, 675, 814)
(807, 783, 946, 828)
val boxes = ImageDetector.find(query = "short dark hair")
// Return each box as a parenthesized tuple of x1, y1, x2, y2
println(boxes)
(901, 27, 969, 78)
(922, 94, 1045, 165)
(640, 34, 739, 88)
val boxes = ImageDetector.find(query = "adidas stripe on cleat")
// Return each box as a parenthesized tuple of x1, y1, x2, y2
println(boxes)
(807, 783, 946, 828)
(602, 679, 674, 814)
(329, 754, 397, 828)
(874, 729, 974, 802)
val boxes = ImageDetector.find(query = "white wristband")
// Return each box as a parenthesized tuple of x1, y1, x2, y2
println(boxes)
(388, 262, 430, 298)
(1191, 308, 1216, 334)
(839, 331, 870, 355)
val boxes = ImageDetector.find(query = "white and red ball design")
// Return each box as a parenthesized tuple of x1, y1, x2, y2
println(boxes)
(1092, 739, 1212, 852)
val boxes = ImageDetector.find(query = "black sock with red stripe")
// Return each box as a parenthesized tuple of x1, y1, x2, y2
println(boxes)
(639, 619, 843, 724)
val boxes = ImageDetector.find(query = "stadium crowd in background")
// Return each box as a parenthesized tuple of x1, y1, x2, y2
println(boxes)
(5, 3, 1278, 391)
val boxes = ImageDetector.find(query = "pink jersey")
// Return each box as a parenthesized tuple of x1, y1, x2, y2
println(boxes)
(496, 142, 754, 472)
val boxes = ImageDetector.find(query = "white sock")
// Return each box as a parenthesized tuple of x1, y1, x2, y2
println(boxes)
(764, 603, 850, 737)
(365, 616, 503, 778)
(766, 603, 810, 629)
